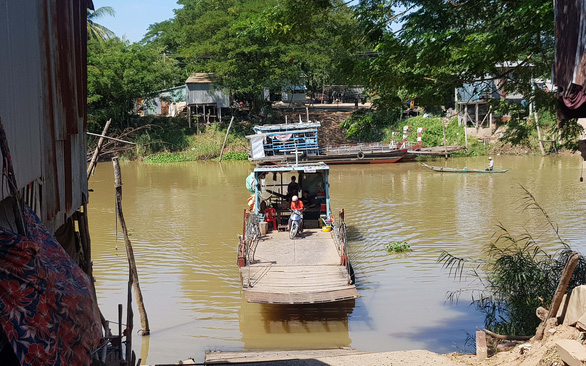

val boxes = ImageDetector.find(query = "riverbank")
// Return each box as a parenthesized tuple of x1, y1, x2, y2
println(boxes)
(93, 108, 570, 163)
(196, 322, 579, 365)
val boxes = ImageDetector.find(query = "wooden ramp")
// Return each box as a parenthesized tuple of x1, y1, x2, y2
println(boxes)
(240, 229, 358, 304)
(205, 348, 366, 364)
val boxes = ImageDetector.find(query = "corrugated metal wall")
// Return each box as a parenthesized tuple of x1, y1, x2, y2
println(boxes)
(0, 0, 91, 233)
(186, 83, 230, 108)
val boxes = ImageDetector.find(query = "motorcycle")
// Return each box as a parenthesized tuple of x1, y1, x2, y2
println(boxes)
(289, 209, 303, 239)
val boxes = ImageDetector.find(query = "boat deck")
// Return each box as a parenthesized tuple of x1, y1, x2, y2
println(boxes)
(240, 229, 358, 304)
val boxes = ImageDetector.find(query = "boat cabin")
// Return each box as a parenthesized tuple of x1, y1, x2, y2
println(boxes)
(251, 163, 330, 230)
(247, 122, 321, 161)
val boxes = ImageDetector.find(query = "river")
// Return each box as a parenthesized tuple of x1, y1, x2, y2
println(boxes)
(88, 155, 586, 364)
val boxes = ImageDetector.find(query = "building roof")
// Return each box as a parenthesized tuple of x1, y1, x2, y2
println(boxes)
(186, 73, 214, 84)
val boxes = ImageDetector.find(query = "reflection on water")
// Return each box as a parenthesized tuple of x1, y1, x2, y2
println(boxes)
(239, 300, 355, 350)
(88, 155, 586, 364)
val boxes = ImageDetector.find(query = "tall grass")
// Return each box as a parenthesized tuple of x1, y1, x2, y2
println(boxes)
(142, 123, 249, 163)
(439, 185, 586, 336)
(341, 108, 582, 155)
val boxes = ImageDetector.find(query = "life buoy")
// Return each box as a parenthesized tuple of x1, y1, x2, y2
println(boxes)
(357, 151, 365, 159)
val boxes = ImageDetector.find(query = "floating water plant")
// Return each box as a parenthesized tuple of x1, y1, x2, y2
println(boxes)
(386, 241, 412, 253)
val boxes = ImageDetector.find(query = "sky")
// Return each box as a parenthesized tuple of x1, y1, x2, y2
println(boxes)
(92, 0, 182, 43)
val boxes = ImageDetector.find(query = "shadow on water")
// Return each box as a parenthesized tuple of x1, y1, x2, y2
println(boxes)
(389, 301, 483, 354)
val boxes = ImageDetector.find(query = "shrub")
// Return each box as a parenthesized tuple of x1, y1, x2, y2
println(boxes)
(386, 241, 412, 253)
(439, 186, 586, 336)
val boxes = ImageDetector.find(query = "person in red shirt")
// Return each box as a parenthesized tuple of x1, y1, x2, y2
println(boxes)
(288, 195, 304, 231)
(290, 195, 304, 210)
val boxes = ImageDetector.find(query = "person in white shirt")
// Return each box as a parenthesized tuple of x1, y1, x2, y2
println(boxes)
(487, 157, 494, 171)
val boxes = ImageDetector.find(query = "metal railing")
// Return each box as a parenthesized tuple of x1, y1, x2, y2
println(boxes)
(238, 210, 261, 266)
(332, 209, 353, 284)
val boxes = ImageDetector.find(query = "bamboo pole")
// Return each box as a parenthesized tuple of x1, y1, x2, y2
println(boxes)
(126, 275, 133, 361)
(219, 116, 235, 162)
(463, 123, 469, 154)
(87, 119, 112, 179)
(86, 132, 136, 145)
(535, 252, 579, 340)
(442, 120, 448, 159)
(534, 111, 546, 156)
(113, 157, 150, 336)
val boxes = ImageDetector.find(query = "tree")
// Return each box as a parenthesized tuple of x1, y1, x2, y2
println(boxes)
(144, 0, 362, 111)
(87, 6, 116, 42)
(355, 0, 554, 109)
(87, 38, 183, 128)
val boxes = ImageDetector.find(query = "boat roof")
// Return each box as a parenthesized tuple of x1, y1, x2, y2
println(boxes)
(246, 128, 318, 139)
(252, 122, 321, 133)
(253, 162, 329, 173)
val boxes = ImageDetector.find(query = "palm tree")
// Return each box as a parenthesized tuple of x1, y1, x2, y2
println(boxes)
(87, 6, 116, 42)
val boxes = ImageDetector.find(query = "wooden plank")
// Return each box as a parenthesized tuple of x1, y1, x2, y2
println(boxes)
(244, 287, 358, 304)
(205, 348, 365, 364)
(240, 227, 357, 304)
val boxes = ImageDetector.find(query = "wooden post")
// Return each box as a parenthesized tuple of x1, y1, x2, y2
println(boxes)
(78, 197, 92, 275)
(476, 331, 488, 360)
(474, 102, 481, 132)
(118, 304, 123, 361)
(126, 274, 133, 362)
(535, 252, 580, 340)
(219, 116, 235, 162)
(442, 120, 448, 159)
(306, 107, 309, 122)
(464, 123, 469, 154)
(113, 157, 150, 336)
(0, 117, 25, 235)
(534, 111, 546, 156)
(87, 119, 112, 179)
(188, 105, 192, 128)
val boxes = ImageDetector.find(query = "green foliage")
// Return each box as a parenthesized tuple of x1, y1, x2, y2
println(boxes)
(221, 152, 249, 160)
(87, 38, 183, 128)
(500, 119, 536, 146)
(386, 116, 466, 147)
(355, 1, 554, 109)
(129, 117, 195, 157)
(550, 118, 585, 152)
(87, 6, 116, 42)
(144, 0, 362, 110)
(116, 117, 249, 162)
(386, 241, 412, 253)
(439, 186, 586, 336)
(340, 109, 397, 141)
(144, 152, 195, 163)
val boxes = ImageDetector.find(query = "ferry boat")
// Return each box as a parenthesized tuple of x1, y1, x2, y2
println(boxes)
(246, 122, 407, 164)
(237, 162, 358, 304)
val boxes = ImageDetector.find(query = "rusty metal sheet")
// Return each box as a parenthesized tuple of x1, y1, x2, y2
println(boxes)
(0, 2, 44, 194)
(0, 0, 90, 232)
(555, 0, 586, 91)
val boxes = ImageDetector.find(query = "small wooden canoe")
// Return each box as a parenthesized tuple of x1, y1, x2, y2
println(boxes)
(423, 163, 508, 173)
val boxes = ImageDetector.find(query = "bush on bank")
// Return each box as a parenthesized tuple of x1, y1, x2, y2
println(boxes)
(110, 117, 250, 162)
(440, 188, 586, 336)
(340, 108, 583, 155)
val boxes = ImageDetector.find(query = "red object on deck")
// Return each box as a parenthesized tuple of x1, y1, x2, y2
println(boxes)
(264, 208, 277, 230)
(320, 203, 326, 212)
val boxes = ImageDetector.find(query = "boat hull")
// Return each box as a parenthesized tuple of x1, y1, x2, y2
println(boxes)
(423, 163, 508, 173)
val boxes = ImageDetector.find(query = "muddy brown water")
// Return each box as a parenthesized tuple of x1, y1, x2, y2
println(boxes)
(88, 155, 586, 364)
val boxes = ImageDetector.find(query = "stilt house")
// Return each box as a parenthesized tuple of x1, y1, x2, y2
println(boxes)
(186, 73, 230, 126)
